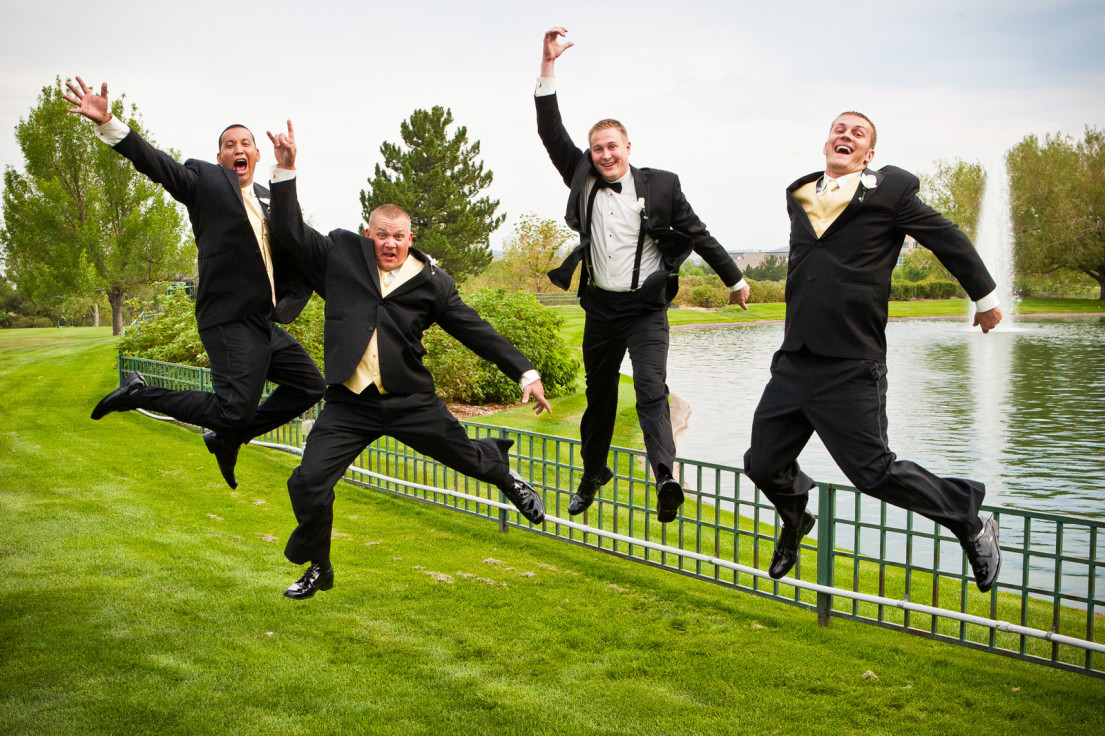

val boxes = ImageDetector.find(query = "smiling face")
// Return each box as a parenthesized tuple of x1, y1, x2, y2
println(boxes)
(216, 126, 261, 187)
(823, 113, 876, 177)
(589, 125, 631, 182)
(368, 211, 413, 272)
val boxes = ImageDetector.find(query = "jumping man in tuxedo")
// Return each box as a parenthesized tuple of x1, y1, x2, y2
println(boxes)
(65, 78, 325, 490)
(265, 121, 551, 599)
(743, 111, 1004, 592)
(537, 27, 751, 523)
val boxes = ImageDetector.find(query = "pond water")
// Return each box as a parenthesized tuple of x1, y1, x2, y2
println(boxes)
(661, 317, 1105, 520)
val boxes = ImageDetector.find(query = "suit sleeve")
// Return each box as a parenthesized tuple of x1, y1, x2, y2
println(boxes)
(536, 92, 586, 187)
(435, 283, 535, 382)
(669, 176, 743, 286)
(894, 174, 996, 300)
(112, 129, 200, 206)
(267, 177, 333, 298)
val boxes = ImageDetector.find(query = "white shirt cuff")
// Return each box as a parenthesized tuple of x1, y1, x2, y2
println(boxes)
(975, 290, 1000, 313)
(94, 116, 131, 146)
(535, 77, 556, 97)
(519, 369, 540, 389)
(270, 166, 297, 183)
(730, 279, 748, 292)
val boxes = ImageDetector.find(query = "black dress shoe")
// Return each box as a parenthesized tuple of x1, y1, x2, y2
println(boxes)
(502, 471, 546, 525)
(656, 477, 685, 523)
(203, 431, 241, 489)
(90, 371, 147, 420)
(568, 466, 613, 516)
(284, 562, 334, 599)
(962, 515, 1001, 593)
(768, 512, 816, 579)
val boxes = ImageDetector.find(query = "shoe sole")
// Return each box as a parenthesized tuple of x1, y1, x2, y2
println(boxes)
(657, 480, 684, 523)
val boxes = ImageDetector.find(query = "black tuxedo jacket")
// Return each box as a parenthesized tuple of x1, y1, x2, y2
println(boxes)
(268, 178, 535, 394)
(781, 165, 996, 361)
(536, 93, 741, 306)
(113, 130, 312, 330)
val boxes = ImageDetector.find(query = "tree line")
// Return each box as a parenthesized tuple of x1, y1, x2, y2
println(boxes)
(2, 78, 1103, 337)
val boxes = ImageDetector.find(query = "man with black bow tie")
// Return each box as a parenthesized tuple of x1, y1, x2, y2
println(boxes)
(536, 27, 750, 524)
(65, 78, 324, 490)
(743, 111, 1004, 592)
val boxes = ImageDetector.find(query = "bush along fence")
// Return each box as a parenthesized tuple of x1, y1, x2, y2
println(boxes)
(119, 355, 1105, 678)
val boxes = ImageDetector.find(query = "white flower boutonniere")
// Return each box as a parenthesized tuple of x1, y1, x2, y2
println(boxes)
(860, 174, 878, 190)
(637, 197, 647, 219)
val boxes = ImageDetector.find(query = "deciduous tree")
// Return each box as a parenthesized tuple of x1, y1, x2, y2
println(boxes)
(1, 78, 191, 334)
(1008, 128, 1105, 299)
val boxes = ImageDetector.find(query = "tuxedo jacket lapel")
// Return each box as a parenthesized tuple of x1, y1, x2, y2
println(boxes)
(821, 167, 881, 239)
(788, 172, 821, 239)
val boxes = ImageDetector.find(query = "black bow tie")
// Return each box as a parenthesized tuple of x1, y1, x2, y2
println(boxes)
(596, 178, 622, 193)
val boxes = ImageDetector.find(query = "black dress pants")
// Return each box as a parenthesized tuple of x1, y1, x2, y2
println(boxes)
(284, 385, 516, 565)
(132, 314, 324, 444)
(578, 287, 675, 481)
(743, 349, 985, 541)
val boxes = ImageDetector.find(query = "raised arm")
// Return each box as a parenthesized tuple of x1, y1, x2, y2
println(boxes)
(536, 27, 586, 186)
(266, 120, 332, 293)
(63, 76, 199, 205)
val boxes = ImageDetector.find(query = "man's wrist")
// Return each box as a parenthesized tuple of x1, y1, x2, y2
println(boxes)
(535, 77, 556, 97)
(519, 369, 540, 389)
(93, 115, 129, 147)
(730, 278, 749, 292)
(270, 166, 297, 183)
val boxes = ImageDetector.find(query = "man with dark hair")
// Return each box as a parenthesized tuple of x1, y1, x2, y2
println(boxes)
(743, 111, 1004, 592)
(64, 78, 324, 489)
(537, 27, 750, 523)
(266, 121, 550, 600)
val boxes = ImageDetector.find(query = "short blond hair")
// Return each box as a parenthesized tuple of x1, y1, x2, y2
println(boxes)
(588, 118, 628, 145)
(367, 203, 411, 228)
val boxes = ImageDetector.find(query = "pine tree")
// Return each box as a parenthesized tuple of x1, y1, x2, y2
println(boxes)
(359, 106, 503, 282)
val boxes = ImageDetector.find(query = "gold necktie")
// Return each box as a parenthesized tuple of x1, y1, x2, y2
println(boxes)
(819, 178, 840, 198)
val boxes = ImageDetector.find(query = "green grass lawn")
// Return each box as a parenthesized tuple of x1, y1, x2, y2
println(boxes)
(2, 327, 1105, 735)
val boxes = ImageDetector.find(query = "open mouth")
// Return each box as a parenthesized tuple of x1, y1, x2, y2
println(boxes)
(233, 157, 248, 174)
(834, 144, 853, 155)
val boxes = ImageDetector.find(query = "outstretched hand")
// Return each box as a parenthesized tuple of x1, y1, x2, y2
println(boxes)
(521, 379, 552, 415)
(541, 26, 573, 74)
(62, 77, 111, 125)
(266, 120, 296, 169)
(973, 306, 1002, 333)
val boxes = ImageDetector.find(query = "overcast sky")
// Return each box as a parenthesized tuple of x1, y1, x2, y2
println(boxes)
(2, 0, 1103, 257)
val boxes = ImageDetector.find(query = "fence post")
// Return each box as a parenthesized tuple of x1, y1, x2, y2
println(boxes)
(498, 426, 511, 533)
(816, 482, 834, 627)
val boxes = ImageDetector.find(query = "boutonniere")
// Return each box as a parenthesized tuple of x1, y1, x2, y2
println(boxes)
(860, 174, 877, 190)
(257, 197, 270, 206)
(637, 197, 647, 220)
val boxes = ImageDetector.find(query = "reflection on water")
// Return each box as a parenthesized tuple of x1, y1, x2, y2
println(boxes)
(663, 317, 1105, 520)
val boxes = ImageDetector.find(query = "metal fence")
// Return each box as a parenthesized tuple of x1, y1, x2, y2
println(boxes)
(119, 355, 1105, 678)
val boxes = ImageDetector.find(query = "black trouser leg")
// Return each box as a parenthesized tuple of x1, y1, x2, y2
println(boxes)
(744, 351, 818, 529)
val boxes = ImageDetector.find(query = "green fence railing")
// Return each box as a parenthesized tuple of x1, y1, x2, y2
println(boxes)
(119, 355, 1105, 678)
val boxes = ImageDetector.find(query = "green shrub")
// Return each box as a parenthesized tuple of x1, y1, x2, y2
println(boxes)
(674, 274, 728, 308)
(118, 285, 579, 407)
(890, 278, 964, 300)
(424, 288, 580, 403)
(118, 290, 208, 366)
(748, 278, 785, 303)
